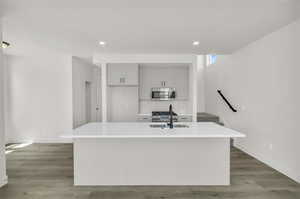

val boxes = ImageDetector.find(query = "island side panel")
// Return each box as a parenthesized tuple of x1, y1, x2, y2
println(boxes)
(74, 138, 230, 185)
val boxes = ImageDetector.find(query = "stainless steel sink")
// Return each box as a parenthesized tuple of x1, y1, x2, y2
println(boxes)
(150, 124, 167, 128)
(149, 124, 189, 128)
(173, 124, 189, 128)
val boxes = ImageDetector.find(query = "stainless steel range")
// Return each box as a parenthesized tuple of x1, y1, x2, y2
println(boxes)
(152, 111, 178, 123)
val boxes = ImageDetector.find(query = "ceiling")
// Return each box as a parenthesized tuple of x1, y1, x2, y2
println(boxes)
(2, 0, 300, 56)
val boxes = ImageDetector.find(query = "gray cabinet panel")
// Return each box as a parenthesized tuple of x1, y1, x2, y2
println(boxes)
(139, 66, 189, 100)
(107, 63, 139, 86)
(107, 87, 139, 122)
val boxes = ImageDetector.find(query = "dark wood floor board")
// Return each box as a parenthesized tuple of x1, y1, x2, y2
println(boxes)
(0, 143, 299, 199)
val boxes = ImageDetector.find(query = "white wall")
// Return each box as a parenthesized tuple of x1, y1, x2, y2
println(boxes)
(197, 55, 206, 113)
(72, 57, 101, 128)
(0, 21, 8, 188)
(5, 53, 73, 143)
(205, 19, 300, 182)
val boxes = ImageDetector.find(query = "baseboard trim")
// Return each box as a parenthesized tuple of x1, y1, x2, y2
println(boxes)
(0, 176, 8, 188)
(234, 143, 300, 183)
(7, 138, 73, 144)
(33, 138, 73, 144)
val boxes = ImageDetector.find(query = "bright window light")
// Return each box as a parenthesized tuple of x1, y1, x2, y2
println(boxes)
(207, 54, 217, 66)
(5, 150, 15, 154)
(11, 142, 33, 149)
(5, 142, 33, 155)
(6, 142, 33, 151)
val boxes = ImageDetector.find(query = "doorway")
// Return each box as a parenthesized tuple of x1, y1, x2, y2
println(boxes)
(85, 81, 92, 123)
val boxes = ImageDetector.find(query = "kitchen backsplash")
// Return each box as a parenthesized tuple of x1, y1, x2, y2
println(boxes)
(139, 100, 192, 114)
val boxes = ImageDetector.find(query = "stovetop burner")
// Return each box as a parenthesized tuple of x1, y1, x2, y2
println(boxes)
(152, 111, 178, 116)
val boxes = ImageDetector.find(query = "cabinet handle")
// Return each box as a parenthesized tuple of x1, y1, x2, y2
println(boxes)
(120, 77, 126, 83)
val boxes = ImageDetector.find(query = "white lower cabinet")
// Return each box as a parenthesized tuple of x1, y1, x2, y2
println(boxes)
(137, 115, 152, 122)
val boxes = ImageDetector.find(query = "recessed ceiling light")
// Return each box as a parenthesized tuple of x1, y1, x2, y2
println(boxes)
(193, 41, 200, 46)
(2, 41, 10, 49)
(99, 41, 106, 46)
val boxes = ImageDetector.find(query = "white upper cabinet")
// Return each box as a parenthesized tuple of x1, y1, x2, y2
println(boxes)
(139, 65, 189, 100)
(107, 63, 139, 86)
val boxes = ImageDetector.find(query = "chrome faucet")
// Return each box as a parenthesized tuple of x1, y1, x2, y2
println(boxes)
(168, 104, 174, 129)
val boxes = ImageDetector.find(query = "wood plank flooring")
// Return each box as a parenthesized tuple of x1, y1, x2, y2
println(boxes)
(0, 144, 299, 199)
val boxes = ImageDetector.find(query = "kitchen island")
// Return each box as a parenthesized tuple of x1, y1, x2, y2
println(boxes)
(66, 122, 245, 186)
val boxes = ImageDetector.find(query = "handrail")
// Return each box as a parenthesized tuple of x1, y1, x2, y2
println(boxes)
(217, 90, 237, 112)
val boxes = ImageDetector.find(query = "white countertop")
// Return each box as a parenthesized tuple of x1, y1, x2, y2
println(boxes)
(63, 122, 245, 138)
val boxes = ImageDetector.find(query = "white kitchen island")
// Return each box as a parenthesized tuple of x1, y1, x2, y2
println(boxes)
(66, 122, 245, 186)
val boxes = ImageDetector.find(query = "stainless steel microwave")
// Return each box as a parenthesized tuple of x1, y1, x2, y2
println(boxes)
(151, 88, 176, 101)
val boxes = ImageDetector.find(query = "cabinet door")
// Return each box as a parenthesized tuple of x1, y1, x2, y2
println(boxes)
(139, 66, 189, 100)
(108, 87, 139, 122)
(165, 67, 189, 100)
(107, 63, 139, 86)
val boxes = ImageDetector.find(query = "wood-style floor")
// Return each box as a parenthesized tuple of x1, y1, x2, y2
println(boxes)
(0, 144, 299, 199)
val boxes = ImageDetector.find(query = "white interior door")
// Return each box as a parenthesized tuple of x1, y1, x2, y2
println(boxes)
(95, 67, 102, 122)
(85, 81, 92, 123)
